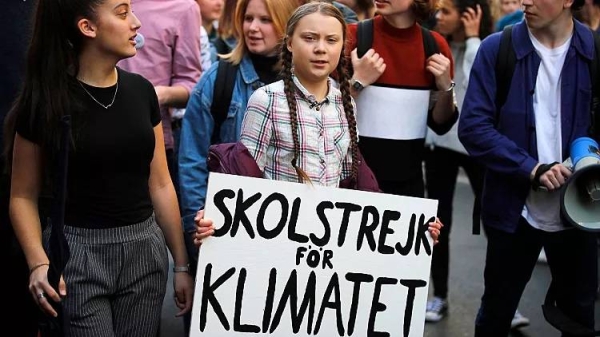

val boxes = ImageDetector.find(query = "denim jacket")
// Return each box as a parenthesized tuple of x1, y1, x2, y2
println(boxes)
(458, 20, 596, 233)
(178, 53, 262, 232)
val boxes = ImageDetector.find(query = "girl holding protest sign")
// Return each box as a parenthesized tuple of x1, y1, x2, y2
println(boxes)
(194, 2, 442, 245)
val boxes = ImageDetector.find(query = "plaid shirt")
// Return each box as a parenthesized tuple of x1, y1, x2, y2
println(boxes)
(240, 76, 354, 187)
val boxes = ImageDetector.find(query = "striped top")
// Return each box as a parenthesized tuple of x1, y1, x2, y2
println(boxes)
(240, 76, 354, 186)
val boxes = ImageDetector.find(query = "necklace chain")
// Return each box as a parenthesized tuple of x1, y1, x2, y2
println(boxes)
(78, 79, 119, 109)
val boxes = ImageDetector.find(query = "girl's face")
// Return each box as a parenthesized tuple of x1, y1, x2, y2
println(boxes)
(82, 0, 141, 59)
(501, 0, 521, 15)
(287, 12, 344, 87)
(373, 0, 413, 18)
(435, 0, 462, 36)
(243, 0, 279, 56)
(198, 0, 224, 24)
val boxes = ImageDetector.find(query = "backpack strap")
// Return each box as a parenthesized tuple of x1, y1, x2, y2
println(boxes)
(495, 25, 517, 114)
(542, 280, 600, 336)
(590, 31, 600, 139)
(210, 60, 238, 144)
(421, 26, 441, 90)
(473, 25, 516, 235)
(213, 37, 233, 59)
(356, 18, 374, 58)
(420, 26, 440, 59)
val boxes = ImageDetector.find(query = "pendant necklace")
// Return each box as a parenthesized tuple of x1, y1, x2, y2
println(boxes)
(77, 78, 119, 109)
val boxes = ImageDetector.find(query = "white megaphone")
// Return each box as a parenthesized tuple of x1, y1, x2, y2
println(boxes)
(560, 137, 600, 232)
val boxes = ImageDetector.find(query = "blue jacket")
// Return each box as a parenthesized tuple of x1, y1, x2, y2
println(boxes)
(178, 54, 262, 232)
(458, 20, 597, 233)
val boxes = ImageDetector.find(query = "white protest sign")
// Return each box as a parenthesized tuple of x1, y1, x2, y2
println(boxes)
(190, 173, 438, 337)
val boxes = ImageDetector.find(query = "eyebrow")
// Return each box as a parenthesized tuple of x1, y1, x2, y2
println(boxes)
(302, 31, 340, 37)
(113, 3, 129, 10)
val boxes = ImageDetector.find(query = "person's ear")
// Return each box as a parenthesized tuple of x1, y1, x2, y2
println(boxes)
(563, 0, 575, 9)
(77, 18, 97, 38)
(286, 35, 293, 53)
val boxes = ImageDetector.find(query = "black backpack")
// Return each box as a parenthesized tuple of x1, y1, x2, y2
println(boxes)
(210, 60, 239, 144)
(494, 25, 600, 337)
(357, 18, 440, 62)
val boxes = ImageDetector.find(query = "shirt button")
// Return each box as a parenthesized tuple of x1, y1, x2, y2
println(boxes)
(320, 158, 325, 164)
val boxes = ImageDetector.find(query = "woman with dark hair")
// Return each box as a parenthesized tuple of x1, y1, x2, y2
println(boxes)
(4, 0, 193, 335)
(424, 0, 532, 329)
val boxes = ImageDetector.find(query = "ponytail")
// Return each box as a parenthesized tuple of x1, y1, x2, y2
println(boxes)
(3, 0, 102, 174)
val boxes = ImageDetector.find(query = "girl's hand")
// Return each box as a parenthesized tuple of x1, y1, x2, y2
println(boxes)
(173, 272, 194, 316)
(426, 53, 453, 92)
(194, 209, 215, 247)
(29, 264, 67, 317)
(461, 4, 482, 39)
(350, 48, 386, 87)
(428, 217, 444, 245)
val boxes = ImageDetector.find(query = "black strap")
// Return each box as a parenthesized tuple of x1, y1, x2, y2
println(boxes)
(421, 26, 440, 90)
(39, 115, 71, 337)
(213, 37, 233, 58)
(420, 26, 439, 58)
(356, 18, 374, 58)
(473, 25, 517, 235)
(495, 25, 517, 114)
(210, 60, 238, 144)
(590, 32, 600, 139)
(542, 281, 600, 336)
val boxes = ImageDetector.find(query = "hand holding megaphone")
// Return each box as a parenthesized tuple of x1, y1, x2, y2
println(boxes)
(531, 162, 572, 192)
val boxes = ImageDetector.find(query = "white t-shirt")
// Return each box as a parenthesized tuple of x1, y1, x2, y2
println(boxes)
(521, 30, 572, 232)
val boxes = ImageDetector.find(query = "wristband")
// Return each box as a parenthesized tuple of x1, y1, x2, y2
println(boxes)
(532, 162, 559, 191)
(173, 264, 190, 273)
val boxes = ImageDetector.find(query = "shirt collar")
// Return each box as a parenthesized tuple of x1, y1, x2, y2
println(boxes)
(292, 75, 337, 104)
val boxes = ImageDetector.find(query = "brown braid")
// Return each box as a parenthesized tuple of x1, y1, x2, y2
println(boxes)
(281, 40, 312, 184)
(336, 47, 359, 183)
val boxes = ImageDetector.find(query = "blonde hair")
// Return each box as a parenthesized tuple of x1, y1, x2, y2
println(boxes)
(221, 0, 298, 64)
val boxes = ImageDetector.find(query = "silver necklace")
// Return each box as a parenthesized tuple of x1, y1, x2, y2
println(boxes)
(78, 79, 119, 109)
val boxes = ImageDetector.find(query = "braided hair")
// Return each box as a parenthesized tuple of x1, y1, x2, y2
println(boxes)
(280, 2, 359, 184)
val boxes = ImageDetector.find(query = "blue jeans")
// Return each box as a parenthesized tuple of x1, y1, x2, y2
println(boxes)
(475, 218, 597, 337)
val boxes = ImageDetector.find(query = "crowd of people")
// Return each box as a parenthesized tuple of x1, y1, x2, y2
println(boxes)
(1, 0, 599, 336)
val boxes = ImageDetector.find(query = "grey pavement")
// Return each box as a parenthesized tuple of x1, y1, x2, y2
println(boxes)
(160, 172, 600, 337)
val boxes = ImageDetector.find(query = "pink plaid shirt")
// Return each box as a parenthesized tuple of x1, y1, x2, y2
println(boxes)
(240, 76, 355, 187)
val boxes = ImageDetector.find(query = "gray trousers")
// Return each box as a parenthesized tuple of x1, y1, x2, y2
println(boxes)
(44, 214, 168, 337)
